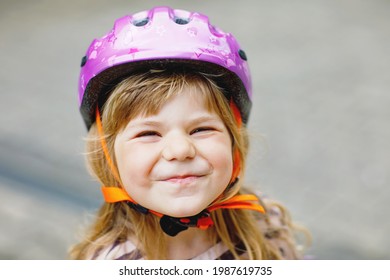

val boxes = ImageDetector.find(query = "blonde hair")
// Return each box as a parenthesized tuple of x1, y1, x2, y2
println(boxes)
(70, 70, 304, 259)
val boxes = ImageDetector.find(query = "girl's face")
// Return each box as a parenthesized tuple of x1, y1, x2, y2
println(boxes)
(114, 88, 233, 218)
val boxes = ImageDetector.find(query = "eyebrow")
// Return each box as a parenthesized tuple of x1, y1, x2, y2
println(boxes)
(125, 120, 161, 129)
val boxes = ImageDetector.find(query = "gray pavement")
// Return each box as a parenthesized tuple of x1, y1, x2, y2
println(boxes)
(0, 0, 389, 259)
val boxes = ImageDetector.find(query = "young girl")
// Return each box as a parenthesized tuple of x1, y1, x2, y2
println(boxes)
(71, 6, 308, 260)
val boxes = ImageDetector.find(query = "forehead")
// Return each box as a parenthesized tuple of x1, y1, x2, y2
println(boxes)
(106, 72, 230, 133)
(137, 78, 219, 117)
(126, 92, 222, 129)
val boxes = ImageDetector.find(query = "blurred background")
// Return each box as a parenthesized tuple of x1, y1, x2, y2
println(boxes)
(0, 0, 389, 259)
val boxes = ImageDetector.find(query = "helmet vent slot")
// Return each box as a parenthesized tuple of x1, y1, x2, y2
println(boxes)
(133, 18, 149, 27)
(174, 17, 190, 25)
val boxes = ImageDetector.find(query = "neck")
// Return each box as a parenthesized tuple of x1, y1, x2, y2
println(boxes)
(165, 227, 213, 259)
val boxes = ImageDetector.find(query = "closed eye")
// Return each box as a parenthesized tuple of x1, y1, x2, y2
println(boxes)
(190, 127, 215, 135)
(135, 131, 161, 138)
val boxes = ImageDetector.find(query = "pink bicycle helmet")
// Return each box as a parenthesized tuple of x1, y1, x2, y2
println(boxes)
(78, 6, 252, 129)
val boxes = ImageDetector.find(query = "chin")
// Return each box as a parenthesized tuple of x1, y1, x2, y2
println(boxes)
(162, 207, 206, 218)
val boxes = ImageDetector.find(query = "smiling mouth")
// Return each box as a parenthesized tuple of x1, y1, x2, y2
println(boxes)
(163, 175, 203, 184)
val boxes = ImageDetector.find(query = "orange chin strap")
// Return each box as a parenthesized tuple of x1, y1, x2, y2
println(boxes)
(229, 99, 242, 184)
(96, 105, 265, 233)
(230, 99, 243, 129)
(101, 186, 265, 214)
(101, 186, 265, 230)
(95, 108, 122, 186)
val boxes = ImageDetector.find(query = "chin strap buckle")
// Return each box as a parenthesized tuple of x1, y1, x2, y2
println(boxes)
(178, 210, 214, 229)
(159, 210, 213, 237)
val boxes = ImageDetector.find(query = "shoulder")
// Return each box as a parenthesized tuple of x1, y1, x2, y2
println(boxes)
(257, 195, 308, 259)
(92, 239, 143, 260)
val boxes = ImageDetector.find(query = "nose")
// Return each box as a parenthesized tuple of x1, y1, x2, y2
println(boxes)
(162, 132, 196, 161)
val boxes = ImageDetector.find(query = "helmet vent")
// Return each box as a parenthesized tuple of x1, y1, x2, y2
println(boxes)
(238, 49, 247, 61)
(80, 56, 87, 67)
(174, 17, 190, 25)
(133, 18, 149, 27)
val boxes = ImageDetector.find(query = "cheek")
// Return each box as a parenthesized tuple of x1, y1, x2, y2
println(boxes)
(201, 140, 233, 179)
(214, 149, 234, 178)
(114, 142, 156, 186)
